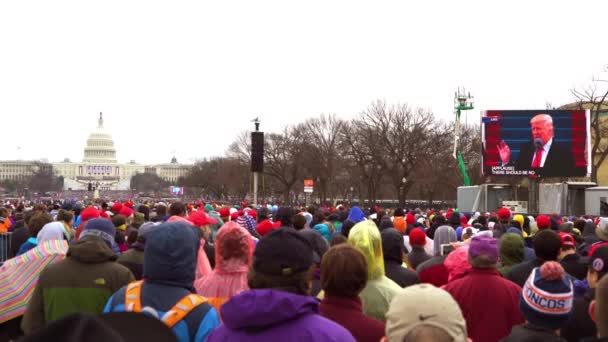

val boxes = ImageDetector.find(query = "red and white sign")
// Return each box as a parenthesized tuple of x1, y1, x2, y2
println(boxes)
(304, 179, 314, 193)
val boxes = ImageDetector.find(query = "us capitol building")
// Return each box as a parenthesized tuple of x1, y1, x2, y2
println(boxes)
(0, 113, 191, 191)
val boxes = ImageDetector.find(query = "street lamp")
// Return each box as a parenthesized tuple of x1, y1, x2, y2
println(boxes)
(350, 186, 354, 204)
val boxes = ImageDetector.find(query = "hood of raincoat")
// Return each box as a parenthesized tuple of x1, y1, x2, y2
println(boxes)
(313, 223, 332, 241)
(433, 225, 457, 256)
(144, 221, 200, 289)
(348, 220, 384, 280)
(37, 222, 68, 242)
(380, 228, 404, 264)
(215, 221, 254, 273)
(220, 289, 319, 330)
(443, 246, 471, 282)
(499, 233, 524, 267)
(347, 206, 365, 223)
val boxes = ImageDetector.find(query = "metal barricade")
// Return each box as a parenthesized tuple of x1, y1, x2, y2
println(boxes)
(1, 232, 12, 263)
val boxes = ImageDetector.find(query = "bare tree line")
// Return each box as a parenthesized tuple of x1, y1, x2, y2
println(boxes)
(179, 100, 481, 205)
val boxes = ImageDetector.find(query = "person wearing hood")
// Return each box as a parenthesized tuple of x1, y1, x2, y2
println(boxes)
(195, 222, 254, 313)
(579, 220, 601, 256)
(505, 227, 536, 261)
(443, 236, 524, 342)
(104, 222, 220, 342)
(349, 221, 401, 321)
(22, 218, 135, 335)
(443, 245, 471, 283)
(319, 244, 385, 342)
(207, 227, 354, 342)
(416, 225, 457, 287)
(117, 222, 158, 280)
(498, 233, 525, 277)
(347, 206, 366, 224)
(380, 228, 418, 288)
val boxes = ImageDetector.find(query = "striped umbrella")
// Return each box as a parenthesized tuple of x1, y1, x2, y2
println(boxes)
(0, 240, 68, 323)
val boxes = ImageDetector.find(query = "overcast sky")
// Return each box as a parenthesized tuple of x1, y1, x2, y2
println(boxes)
(1, 0, 607, 165)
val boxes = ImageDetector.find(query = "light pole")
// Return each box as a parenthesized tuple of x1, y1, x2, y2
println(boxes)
(453, 88, 474, 186)
(350, 186, 354, 204)
(401, 177, 406, 207)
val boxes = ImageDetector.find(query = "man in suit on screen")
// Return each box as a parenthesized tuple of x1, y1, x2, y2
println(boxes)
(496, 114, 576, 177)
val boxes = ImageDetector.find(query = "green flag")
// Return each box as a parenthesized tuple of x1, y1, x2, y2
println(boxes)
(457, 151, 470, 186)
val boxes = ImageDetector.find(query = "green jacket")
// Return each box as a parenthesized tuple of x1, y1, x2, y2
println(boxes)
(21, 237, 135, 334)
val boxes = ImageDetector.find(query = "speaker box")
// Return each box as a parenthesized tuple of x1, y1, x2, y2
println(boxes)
(251, 132, 264, 172)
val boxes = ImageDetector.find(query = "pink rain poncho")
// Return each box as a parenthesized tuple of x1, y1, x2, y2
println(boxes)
(194, 221, 254, 314)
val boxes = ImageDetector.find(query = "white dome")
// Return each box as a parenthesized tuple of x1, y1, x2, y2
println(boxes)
(83, 112, 117, 164)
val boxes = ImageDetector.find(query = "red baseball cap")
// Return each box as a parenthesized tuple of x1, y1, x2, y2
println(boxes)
(558, 232, 575, 248)
(256, 219, 281, 237)
(188, 210, 219, 227)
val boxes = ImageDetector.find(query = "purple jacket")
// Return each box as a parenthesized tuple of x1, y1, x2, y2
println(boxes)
(207, 289, 355, 342)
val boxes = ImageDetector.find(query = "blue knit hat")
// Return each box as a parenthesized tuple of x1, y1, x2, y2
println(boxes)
(80, 218, 116, 248)
(520, 261, 573, 329)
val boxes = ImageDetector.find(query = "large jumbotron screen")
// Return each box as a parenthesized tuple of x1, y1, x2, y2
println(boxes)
(481, 109, 591, 178)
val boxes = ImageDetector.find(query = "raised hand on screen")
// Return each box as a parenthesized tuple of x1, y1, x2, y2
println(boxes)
(497, 140, 511, 165)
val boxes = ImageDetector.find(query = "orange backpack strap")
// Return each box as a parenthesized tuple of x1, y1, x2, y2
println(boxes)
(161, 294, 208, 328)
(124, 280, 144, 313)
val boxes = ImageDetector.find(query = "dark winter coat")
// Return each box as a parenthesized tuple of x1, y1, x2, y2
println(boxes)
(501, 324, 566, 342)
(506, 259, 543, 287)
(561, 288, 597, 342)
(320, 295, 385, 342)
(560, 253, 588, 280)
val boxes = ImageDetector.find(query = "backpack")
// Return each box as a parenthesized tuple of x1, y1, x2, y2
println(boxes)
(124, 280, 208, 328)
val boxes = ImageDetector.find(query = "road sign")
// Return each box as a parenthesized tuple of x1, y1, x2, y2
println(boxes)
(304, 179, 314, 193)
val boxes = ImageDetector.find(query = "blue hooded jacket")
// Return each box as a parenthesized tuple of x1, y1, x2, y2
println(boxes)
(104, 222, 220, 342)
(346, 206, 365, 224)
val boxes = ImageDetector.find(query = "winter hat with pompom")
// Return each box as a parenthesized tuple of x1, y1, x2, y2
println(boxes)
(520, 261, 573, 329)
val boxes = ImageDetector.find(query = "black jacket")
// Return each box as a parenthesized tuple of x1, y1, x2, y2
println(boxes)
(381, 228, 418, 288)
(502, 324, 566, 342)
(561, 288, 597, 342)
(560, 253, 588, 280)
(514, 141, 584, 177)
(506, 259, 543, 287)
(10, 226, 29, 258)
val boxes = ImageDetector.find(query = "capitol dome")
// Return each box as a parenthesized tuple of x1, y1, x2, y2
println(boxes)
(83, 112, 117, 164)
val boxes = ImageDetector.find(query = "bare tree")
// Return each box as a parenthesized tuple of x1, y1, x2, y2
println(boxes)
(302, 114, 346, 203)
(569, 70, 608, 184)
(360, 100, 436, 206)
(263, 127, 306, 203)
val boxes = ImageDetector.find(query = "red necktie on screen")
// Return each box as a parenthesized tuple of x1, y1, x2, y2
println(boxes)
(531, 148, 543, 168)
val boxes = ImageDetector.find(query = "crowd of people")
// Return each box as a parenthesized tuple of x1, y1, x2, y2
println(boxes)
(1, 199, 608, 341)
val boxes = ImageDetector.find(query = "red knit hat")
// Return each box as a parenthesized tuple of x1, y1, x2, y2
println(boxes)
(81, 206, 100, 222)
(409, 228, 426, 246)
(119, 207, 134, 217)
(406, 213, 416, 225)
(536, 215, 551, 230)
(498, 207, 511, 221)
(111, 202, 123, 214)
(218, 208, 230, 218)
